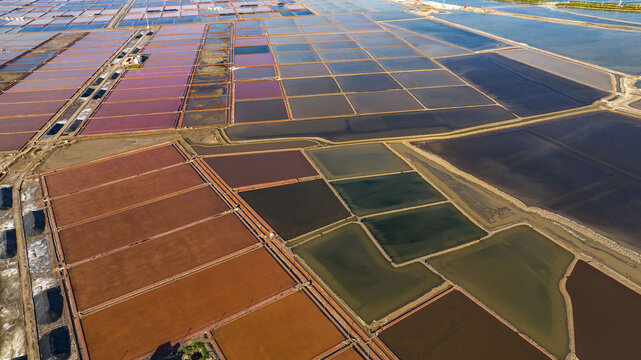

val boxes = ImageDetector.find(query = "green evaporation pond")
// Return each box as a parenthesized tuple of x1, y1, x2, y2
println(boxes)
(307, 143, 411, 180)
(364, 203, 487, 263)
(332, 172, 446, 216)
(294, 223, 443, 323)
(429, 225, 574, 358)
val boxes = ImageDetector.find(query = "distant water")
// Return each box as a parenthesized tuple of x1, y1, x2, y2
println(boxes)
(435, 12, 641, 74)
(492, 5, 641, 27)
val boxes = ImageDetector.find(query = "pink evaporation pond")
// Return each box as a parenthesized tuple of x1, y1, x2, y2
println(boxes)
(156, 25, 205, 35)
(60, 46, 121, 56)
(144, 58, 196, 68)
(105, 86, 186, 103)
(1, 101, 67, 117)
(151, 34, 203, 41)
(234, 53, 274, 67)
(123, 66, 193, 79)
(92, 98, 182, 118)
(8, 78, 86, 91)
(74, 40, 125, 49)
(53, 53, 111, 62)
(0, 89, 76, 103)
(0, 116, 50, 133)
(234, 37, 269, 47)
(235, 81, 282, 100)
(39, 60, 105, 71)
(147, 39, 201, 47)
(115, 75, 190, 90)
(81, 113, 178, 135)
(145, 45, 200, 54)
(0, 132, 36, 152)
(27, 69, 96, 80)
(146, 50, 198, 60)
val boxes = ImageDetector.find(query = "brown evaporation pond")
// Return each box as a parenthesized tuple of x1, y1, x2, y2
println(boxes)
(204, 150, 318, 188)
(379, 290, 549, 360)
(191, 72, 229, 84)
(44, 145, 185, 197)
(189, 84, 228, 97)
(566, 260, 641, 360)
(80, 249, 294, 360)
(57, 187, 228, 264)
(68, 213, 256, 311)
(215, 291, 344, 359)
(182, 110, 227, 127)
(50, 163, 204, 227)
(185, 96, 227, 111)
(195, 65, 227, 75)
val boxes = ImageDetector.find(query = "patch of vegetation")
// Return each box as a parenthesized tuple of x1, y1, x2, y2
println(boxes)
(181, 342, 211, 360)
(126, 64, 142, 69)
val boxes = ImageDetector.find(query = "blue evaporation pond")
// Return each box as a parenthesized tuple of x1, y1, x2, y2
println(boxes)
(493, 6, 641, 28)
(420, 111, 641, 248)
(350, 0, 407, 11)
(435, 12, 641, 75)
(365, 11, 424, 22)
(391, 19, 505, 51)
(438, 53, 608, 117)
(439, 0, 520, 7)
(226, 105, 515, 142)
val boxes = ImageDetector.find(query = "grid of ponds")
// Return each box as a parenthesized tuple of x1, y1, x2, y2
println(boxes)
(0, 0, 126, 33)
(80, 23, 234, 134)
(225, 12, 612, 142)
(229, 16, 518, 127)
(118, 0, 314, 27)
(1, 31, 131, 152)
